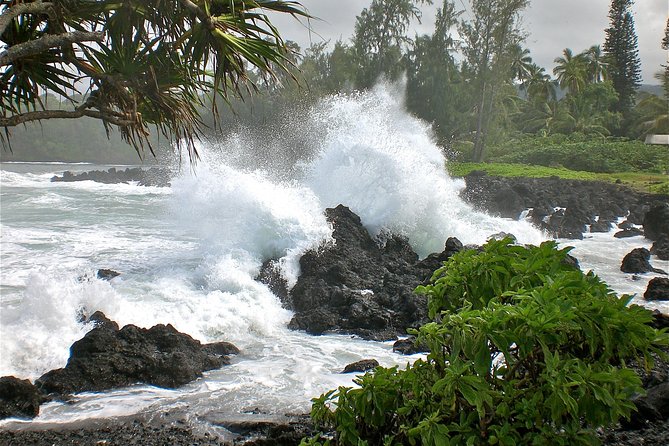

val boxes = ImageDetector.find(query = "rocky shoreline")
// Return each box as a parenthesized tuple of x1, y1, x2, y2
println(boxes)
(2, 171, 668, 445)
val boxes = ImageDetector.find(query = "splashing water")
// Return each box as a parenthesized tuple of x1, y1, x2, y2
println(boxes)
(1, 83, 549, 422)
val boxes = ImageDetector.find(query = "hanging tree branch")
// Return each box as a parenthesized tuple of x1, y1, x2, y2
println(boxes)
(0, 1, 55, 37)
(0, 31, 104, 66)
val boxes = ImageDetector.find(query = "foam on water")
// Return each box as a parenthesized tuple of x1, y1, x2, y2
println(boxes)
(6, 83, 653, 425)
(301, 85, 544, 255)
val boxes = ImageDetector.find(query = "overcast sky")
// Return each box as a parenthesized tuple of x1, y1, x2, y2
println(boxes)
(272, 0, 667, 85)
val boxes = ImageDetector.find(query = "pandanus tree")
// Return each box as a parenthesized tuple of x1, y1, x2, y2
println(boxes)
(0, 0, 307, 160)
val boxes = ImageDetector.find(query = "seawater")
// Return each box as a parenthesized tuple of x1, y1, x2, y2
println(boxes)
(1, 84, 666, 428)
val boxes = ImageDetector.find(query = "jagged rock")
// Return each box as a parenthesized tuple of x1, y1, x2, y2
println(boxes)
(621, 248, 667, 275)
(0, 377, 43, 420)
(644, 202, 669, 241)
(590, 220, 613, 233)
(35, 311, 238, 396)
(256, 259, 289, 302)
(392, 337, 429, 355)
(97, 269, 121, 281)
(286, 205, 460, 339)
(614, 228, 644, 238)
(626, 383, 669, 429)
(51, 167, 171, 187)
(342, 359, 379, 374)
(460, 174, 666, 240)
(651, 236, 669, 261)
(651, 311, 669, 330)
(645, 277, 669, 301)
(618, 220, 635, 230)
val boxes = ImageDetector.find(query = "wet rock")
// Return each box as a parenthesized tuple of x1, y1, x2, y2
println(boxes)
(342, 359, 379, 374)
(96, 269, 120, 281)
(0, 376, 43, 420)
(651, 311, 669, 330)
(35, 312, 238, 397)
(393, 337, 429, 355)
(256, 259, 289, 302)
(644, 202, 669, 241)
(590, 220, 613, 233)
(621, 248, 667, 275)
(614, 228, 644, 238)
(460, 174, 666, 240)
(651, 236, 669, 261)
(626, 382, 669, 429)
(51, 167, 171, 187)
(645, 277, 669, 301)
(286, 205, 440, 339)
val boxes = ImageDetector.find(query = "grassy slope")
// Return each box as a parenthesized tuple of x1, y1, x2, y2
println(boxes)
(447, 162, 669, 195)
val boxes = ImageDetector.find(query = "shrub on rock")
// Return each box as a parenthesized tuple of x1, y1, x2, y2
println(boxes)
(302, 239, 668, 445)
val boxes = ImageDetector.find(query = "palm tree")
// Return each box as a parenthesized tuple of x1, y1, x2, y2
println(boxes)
(524, 63, 557, 103)
(553, 48, 587, 95)
(508, 43, 533, 83)
(583, 45, 608, 83)
(0, 0, 308, 161)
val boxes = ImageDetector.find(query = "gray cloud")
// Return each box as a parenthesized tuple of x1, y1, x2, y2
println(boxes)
(272, 0, 667, 84)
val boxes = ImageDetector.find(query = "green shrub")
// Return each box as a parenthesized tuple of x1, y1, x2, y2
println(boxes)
(486, 134, 668, 174)
(302, 239, 668, 446)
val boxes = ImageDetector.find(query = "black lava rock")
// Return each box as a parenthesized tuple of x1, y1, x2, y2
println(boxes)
(0, 376, 43, 420)
(284, 205, 463, 339)
(96, 269, 121, 281)
(342, 359, 380, 374)
(51, 167, 171, 187)
(645, 277, 669, 301)
(460, 174, 667, 240)
(644, 202, 669, 241)
(35, 312, 238, 397)
(621, 248, 667, 275)
(651, 236, 669, 261)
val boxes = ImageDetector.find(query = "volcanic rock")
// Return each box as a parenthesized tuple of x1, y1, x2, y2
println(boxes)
(286, 205, 461, 339)
(35, 311, 238, 396)
(393, 337, 429, 355)
(645, 277, 669, 301)
(590, 220, 613, 233)
(621, 248, 667, 275)
(614, 228, 644, 238)
(644, 202, 669, 241)
(460, 174, 666, 240)
(651, 236, 669, 261)
(96, 269, 121, 281)
(0, 376, 42, 420)
(51, 167, 171, 187)
(256, 259, 289, 302)
(342, 359, 379, 374)
(626, 382, 669, 429)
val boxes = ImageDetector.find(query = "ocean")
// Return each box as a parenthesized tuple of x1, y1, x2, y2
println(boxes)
(1, 85, 665, 433)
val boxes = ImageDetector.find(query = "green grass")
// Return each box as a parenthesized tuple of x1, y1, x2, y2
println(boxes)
(447, 162, 669, 194)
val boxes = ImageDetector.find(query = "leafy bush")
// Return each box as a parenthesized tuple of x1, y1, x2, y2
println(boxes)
(486, 134, 668, 174)
(302, 239, 668, 446)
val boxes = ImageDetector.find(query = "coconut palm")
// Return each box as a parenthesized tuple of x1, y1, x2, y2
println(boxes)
(508, 43, 533, 83)
(583, 45, 608, 83)
(0, 0, 308, 160)
(524, 63, 557, 103)
(553, 48, 587, 95)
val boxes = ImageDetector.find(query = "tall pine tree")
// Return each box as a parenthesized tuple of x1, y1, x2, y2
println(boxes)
(603, 0, 641, 116)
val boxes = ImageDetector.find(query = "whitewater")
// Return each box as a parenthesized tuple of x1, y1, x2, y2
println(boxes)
(0, 85, 664, 431)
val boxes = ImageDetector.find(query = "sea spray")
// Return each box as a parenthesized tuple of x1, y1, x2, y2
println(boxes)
(1, 82, 546, 411)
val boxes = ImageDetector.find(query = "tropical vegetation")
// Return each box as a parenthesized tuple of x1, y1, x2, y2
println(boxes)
(0, 0, 308, 160)
(2, 0, 666, 173)
(301, 239, 668, 445)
